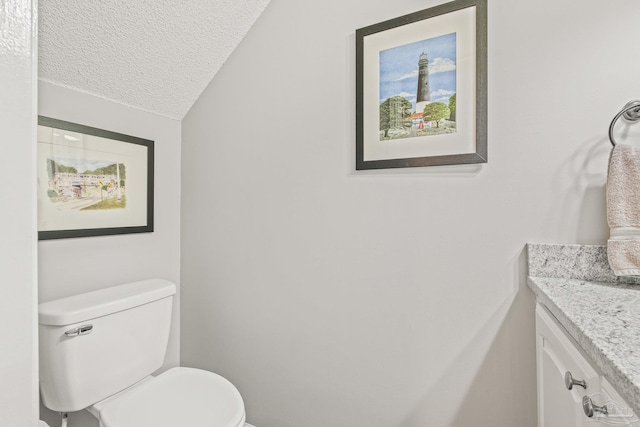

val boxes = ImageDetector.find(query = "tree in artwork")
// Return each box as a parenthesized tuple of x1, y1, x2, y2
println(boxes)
(422, 102, 451, 128)
(379, 96, 412, 137)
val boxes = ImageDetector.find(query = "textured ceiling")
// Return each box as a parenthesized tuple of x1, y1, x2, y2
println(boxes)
(39, 0, 270, 119)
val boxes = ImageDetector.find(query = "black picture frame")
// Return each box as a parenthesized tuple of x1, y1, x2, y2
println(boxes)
(356, 0, 487, 170)
(37, 116, 154, 240)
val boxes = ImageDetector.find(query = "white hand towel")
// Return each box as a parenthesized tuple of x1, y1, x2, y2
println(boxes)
(607, 144, 640, 276)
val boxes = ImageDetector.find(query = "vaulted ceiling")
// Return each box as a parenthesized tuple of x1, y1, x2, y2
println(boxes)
(38, 0, 271, 119)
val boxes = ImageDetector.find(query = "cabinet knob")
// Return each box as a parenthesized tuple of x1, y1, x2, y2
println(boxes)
(565, 371, 587, 390)
(582, 395, 608, 418)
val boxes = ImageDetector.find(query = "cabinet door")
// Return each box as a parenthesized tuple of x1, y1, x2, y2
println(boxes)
(536, 305, 599, 427)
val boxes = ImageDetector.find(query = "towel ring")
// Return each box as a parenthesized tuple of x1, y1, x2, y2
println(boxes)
(609, 100, 640, 147)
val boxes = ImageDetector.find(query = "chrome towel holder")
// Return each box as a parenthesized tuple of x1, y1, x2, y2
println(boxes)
(609, 100, 640, 146)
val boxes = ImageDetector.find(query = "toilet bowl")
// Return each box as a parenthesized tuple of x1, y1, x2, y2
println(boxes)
(38, 279, 246, 427)
(89, 367, 245, 427)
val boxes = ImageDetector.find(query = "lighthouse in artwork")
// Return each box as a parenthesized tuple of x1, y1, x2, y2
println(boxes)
(415, 52, 430, 115)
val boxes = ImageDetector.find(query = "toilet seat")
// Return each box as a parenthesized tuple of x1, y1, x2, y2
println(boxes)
(98, 367, 245, 427)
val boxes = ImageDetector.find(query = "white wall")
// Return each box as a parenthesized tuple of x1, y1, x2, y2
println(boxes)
(0, 0, 39, 425)
(38, 81, 181, 427)
(181, 0, 640, 426)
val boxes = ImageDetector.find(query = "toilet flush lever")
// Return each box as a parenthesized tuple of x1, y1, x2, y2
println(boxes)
(65, 324, 93, 337)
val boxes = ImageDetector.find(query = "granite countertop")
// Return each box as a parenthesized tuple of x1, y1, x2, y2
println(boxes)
(528, 244, 640, 416)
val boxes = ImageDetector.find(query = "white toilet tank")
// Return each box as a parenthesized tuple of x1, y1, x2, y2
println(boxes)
(38, 279, 176, 413)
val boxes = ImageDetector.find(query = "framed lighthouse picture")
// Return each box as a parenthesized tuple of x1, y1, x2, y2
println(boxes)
(356, 0, 487, 170)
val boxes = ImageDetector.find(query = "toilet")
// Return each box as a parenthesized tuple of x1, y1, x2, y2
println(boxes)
(38, 279, 246, 427)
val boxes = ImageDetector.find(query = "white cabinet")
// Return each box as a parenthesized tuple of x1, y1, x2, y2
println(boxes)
(536, 304, 598, 426)
(536, 304, 639, 427)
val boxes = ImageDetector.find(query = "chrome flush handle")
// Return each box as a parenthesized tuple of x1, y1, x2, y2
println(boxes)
(64, 324, 93, 337)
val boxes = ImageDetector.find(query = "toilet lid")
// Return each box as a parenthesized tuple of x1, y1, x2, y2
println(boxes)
(100, 367, 245, 427)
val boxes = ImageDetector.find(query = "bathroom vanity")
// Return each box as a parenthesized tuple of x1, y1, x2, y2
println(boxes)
(528, 244, 640, 426)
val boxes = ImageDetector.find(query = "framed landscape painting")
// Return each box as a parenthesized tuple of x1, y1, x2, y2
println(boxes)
(37, 117, 154, 240)
(356, 0, 487, 169)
